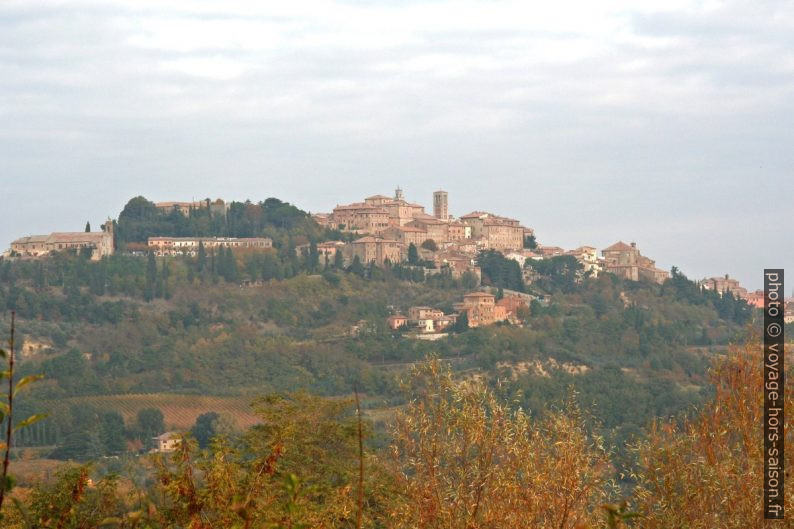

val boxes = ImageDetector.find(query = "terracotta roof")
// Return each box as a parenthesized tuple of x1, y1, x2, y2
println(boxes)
(333, 203, 387, 212)
(603, 241, 635, 252)
(365, 194, 391, 200)
(12, 235, 49, 244)
(410, 216, 445, 225)
(352, 236, 400, 244)
(460, 211, 490, 219)
(47, 232, 107, 243)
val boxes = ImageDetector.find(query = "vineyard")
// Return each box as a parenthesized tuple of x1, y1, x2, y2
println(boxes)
(48, 393, 261, 430)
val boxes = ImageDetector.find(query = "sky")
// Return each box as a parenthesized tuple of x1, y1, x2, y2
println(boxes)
(1, 0, 792, 290)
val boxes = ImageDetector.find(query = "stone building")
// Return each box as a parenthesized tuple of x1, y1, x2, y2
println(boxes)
(10, 220, 115, 261)
(407, 215, 449, 244)
(148, 236, 272, 256)
(328, 188, 427, 233)
(460, 211, 524, 251)
(382, 225, 428, 248)
(155, 199, 228, 217)
(350, 236, 403, 265)
(456, 291, 508, 328)
(700, 274, 748, 299)
(447, 221, 470, 241)
(602, 241, 669, 284)
(434, 251, 481, 281)
(330, 204, 390, 233)
(564, 246, 603, 277)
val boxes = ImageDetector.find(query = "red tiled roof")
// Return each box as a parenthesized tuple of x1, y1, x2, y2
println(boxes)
(603, 241, 635, 252)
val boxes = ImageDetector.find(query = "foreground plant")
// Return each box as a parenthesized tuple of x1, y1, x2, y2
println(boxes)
(632, 342, 793, 528)
(388, 359, 613, 529)
(0, 312, 46, 518)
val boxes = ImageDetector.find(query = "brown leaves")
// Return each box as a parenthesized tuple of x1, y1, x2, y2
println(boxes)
(632, 342, 793, 528)
(389, 359, 611, 529)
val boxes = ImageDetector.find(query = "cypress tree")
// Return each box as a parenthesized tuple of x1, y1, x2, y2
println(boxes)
(197, 241, 206, 272)
(408, 243, 419, 264)
(144, 252, 156, 301)
(334, 248, 345, 269)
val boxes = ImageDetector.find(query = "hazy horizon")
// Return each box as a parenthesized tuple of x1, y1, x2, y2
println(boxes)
(2, 0, 793, 290)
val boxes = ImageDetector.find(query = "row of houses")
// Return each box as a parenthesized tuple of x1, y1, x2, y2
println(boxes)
(387, 291, 530, 335)
(315, 188, 533, 253)
(148, 236, 273, 256)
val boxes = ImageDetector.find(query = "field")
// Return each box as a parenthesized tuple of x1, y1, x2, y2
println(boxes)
(49, 393, 262, 430)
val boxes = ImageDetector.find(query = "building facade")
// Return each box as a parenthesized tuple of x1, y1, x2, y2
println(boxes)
(602, 241, 669, 284)
(10, 220, 115, 261)
(350, 236, 403, 265)
(700, 274, 748, 299)
(433, 190, 449, 220)
(148, 236, 272, 256)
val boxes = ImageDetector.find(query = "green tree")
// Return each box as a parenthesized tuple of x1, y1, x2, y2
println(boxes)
(84, 221, 91, 232)
(197, 240, 207, 272)
(348, 255, 365, 277)
(308, 241, 320, 272)
(333, 248, 345, 269)
(420, 239, 438, 252)
(99, 411, 126, 455)
(407, 243, 419, 264)
(191, 411, 220, 449)
(136, 407, 165, 449)
(144, 251, 156, 301)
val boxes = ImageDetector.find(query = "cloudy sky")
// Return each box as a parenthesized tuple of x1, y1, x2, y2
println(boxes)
(1, 0, 792, 289)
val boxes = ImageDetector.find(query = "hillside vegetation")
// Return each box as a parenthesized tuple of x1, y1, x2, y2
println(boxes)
(0, 196, 757, 467)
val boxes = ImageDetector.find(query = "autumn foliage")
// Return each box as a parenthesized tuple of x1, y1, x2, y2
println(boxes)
(0, 341, 791, 528)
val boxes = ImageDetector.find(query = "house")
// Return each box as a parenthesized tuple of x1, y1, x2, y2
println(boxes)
(407, 215, 449, 244)
(382, 225, 428, 248)
(387, 314, 409, 330)
(602, 241, 669, 284)
(351, 236, 403, 265)
(387, 306, 457, 334)
(564, 246, 602, 277)
(434, 251, 481, 280)
(746, 290, 765, 308)
(152, 432, 181, 453)
(496, 295, 529, 323)
(460, 212, 525, 251)
(447, 221, 471, 241)
(10, 220, 115, 261)
(295, 241, 346, 261)
(457, 291, 508, 328)
(537, 245, 566, 258)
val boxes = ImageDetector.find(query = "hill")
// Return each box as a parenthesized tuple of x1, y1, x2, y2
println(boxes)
(0, 196, 759, 463)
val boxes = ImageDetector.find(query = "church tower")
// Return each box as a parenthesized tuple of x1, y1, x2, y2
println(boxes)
(433, 190, 448, 220)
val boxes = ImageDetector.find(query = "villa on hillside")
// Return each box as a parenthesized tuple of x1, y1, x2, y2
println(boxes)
(602, 241, 669, 284)
(700, 274, 748, 299)
(10, 220, 115, 261)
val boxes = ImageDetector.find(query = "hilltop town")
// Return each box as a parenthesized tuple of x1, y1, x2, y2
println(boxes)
(4, 188, 791, 329)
